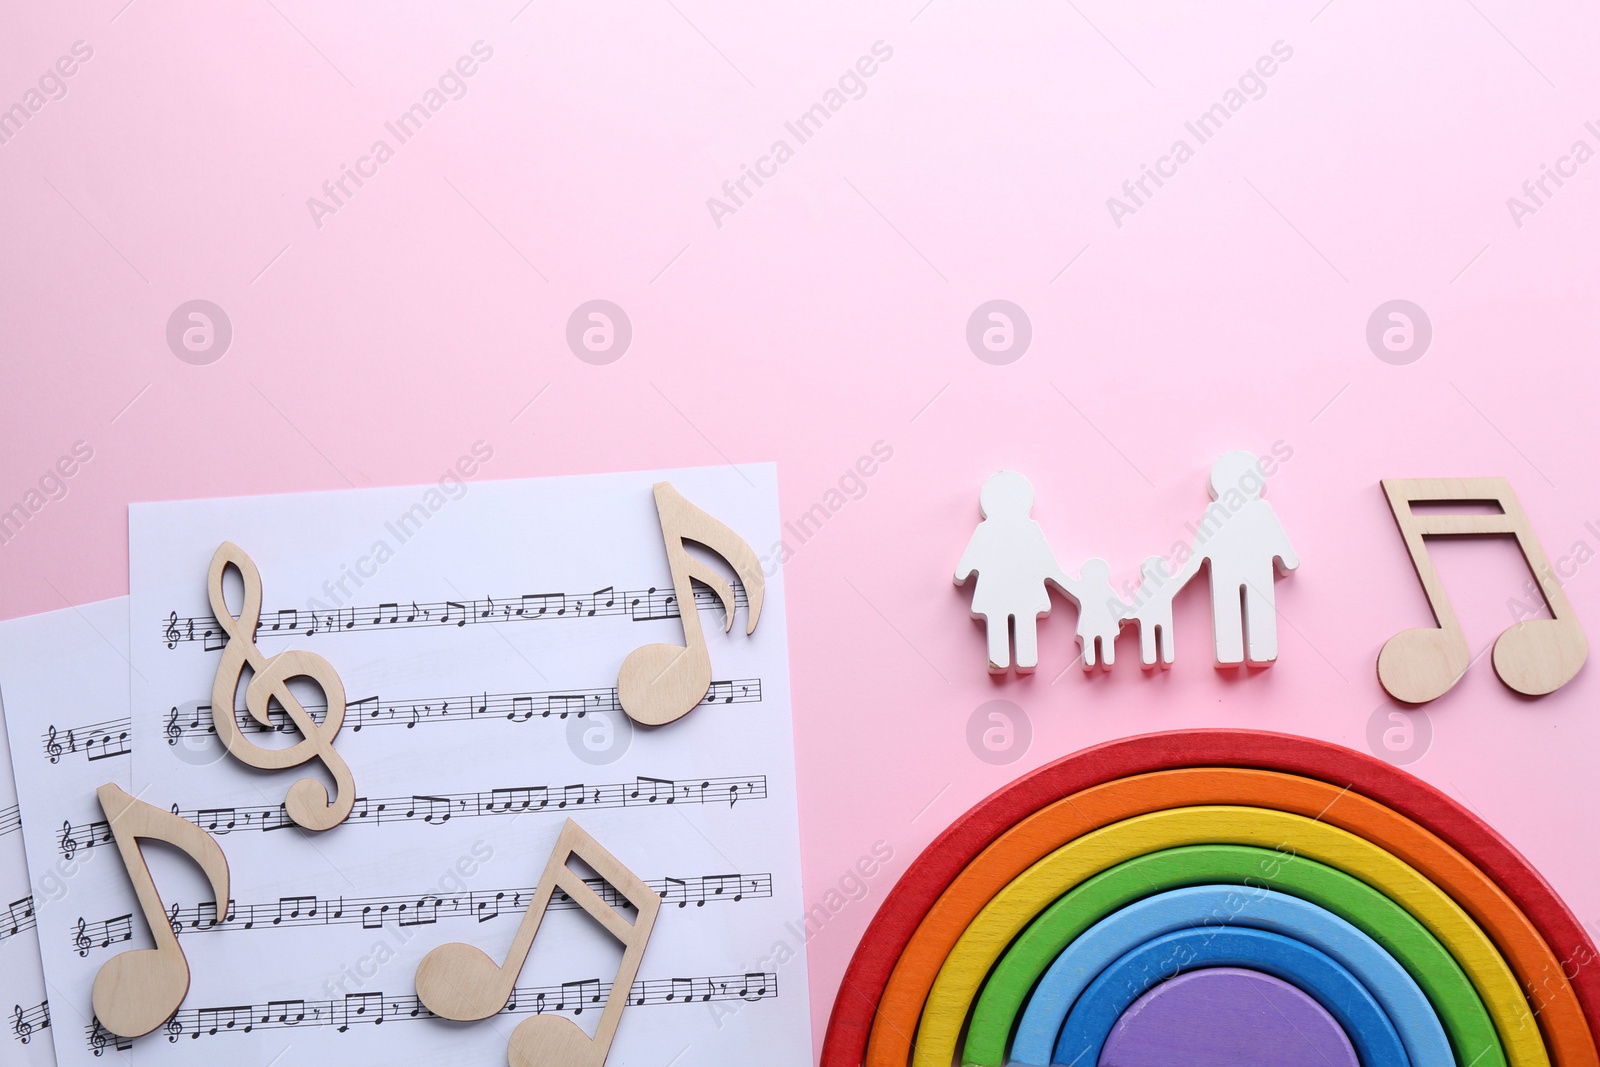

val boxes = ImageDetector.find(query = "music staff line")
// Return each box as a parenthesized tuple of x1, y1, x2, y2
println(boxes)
(84, 970, 777, 1050)
(11, 1000, 49, 1046)
(2, 895, 35, 943)
(37, 677, 764, 767)
(58, 773, 768, 859)
(168, 677, 763, 741)
(72, 871, 773, 955)
(0, 802, 19, 838)
(162, 582, 751, 649)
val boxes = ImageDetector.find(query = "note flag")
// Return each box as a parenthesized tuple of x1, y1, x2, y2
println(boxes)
(414, 819, 660, 1067)
(91, 784, 230, 1039)
(208, 541, 357, 830)
(618, 482, 764, 726)
(1378, 477, 1588, 703)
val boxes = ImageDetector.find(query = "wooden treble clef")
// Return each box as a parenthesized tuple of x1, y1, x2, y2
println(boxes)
(208, 541, 355, 831)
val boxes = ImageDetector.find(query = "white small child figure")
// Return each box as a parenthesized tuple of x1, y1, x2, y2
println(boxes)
(1062, 558, 1127, 670)
(1130, 555, 1178, 669)
(955, 472, 1068, 673)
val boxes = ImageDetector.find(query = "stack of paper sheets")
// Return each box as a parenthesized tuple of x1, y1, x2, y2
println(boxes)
(0, 465, 813, 1066)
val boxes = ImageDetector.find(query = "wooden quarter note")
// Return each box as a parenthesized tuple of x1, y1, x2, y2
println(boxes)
(414, 818, 661, 1067)
(90, 784, 230, 1038)
(1378, 478, 1588, 703)
(618, 483, 764, 726)
(208, 542, 356, 830)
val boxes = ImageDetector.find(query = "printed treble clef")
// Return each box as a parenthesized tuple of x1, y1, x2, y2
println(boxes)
(12, 1004, 31, 1044)
(75, 918, 92, 957)
(165, 1015, 184, 1042)
(207, 542, 355, 831)
(61, 820, 78, 861)
(45, 725, 63, 764)
(164, 610, 181, 649)
(167, 902, 182, 937)
(165, 708, 181, 746)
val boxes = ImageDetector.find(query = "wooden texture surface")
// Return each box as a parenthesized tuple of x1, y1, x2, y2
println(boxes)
(864, 765, 1590, 1067)
(820, 730, 1600, 1067)
(207, 540, 356, 830)
(1097, 967, 1360, 1067)
(902, 805, 1544, 1067)
(617, 481, 764, 725)
(90, 783, 231, 1039)
(414, 818, 661, 1066)
(1377, 477, 1587, 702)
(1004, 884, 1448, 1067)
(966, 844, 1500, 1067)
(1053, 927, 1406, 1067)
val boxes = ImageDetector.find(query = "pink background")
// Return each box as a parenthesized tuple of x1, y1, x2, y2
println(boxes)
(4, 1, 1599, 1056)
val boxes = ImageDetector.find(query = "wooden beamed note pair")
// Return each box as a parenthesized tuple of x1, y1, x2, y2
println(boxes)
(89, 482, 765, 1067)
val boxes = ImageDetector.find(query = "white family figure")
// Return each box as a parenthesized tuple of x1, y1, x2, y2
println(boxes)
(1065, 558, 1124, 670)
(953, 472, 1068, 672)
(1131, 555, 1177, 668)
(956, 452, 1299, 674)
(1178, 450, 1299, 666)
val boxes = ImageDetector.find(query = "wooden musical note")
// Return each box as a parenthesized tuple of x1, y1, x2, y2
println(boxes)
(1378, 478, 1588, 703)
(414, 819, 660, 1067)
(618, 483, 764, 726)
(90, 784, 230, 1039)
(208, 542, 356, 830)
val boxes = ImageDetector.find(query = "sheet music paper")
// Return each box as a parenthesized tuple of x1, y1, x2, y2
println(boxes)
(125, 466, 811, 1065)
(0, 693, 58, 1066)
(0, 598, 136, 1067)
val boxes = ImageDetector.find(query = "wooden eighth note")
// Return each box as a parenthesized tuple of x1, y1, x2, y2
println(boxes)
(414, 819, 661, 1067)
(1378, 478, 1588, 703)
(91, 784, 230, 1038)
(618, 482, 764, 726)
(208, 541, 356, 830)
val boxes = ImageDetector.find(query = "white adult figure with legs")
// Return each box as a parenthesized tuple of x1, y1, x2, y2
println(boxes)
(1154, 450, 1300, 666)
(954, 472, 1073, 673)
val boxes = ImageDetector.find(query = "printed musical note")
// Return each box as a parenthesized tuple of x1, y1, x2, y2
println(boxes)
(90, 783, 231, 1039)
(1, 896, 32, 942)
(1378, 478, 1589, 703)
(416, 819, 661, 1066)
(619, 482, 765, 726)
(207, 541, 356, 829)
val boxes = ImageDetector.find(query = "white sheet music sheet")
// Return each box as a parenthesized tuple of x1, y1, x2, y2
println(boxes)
(0, 598, 136, 1067)
(0, 704, 56, 1065)
(0, 697, 57, 1066)
(125, 466, 811, 1066)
